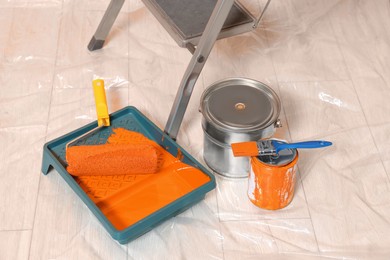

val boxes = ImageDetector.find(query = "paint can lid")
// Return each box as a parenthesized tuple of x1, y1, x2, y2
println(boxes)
(257, 140, 297, 166)
(200, 78, 281, 132)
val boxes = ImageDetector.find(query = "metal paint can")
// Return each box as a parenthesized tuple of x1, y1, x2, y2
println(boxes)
(248, 146, 298, 210)
(200, 78, 282, 178)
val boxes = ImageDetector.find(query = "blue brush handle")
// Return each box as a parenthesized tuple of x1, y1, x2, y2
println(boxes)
(272, 140, 332, 154)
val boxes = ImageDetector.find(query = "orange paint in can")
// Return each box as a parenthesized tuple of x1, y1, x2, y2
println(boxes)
(248, 149, 299, 210)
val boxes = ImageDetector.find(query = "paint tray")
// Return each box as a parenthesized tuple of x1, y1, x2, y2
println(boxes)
(41, 106, 215, 244)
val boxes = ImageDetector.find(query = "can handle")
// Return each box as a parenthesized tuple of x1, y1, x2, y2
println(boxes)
(274, 119, 282, 128)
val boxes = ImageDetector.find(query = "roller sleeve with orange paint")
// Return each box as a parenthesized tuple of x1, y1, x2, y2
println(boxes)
(66, 143, 159, 176)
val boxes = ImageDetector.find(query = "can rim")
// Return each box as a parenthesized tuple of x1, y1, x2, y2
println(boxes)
(253, 149, 299, 167)
(200, 77, 281, 132)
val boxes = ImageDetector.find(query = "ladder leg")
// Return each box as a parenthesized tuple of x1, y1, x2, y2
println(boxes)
(164, 0, 235, 140)
(253, 0, 272, 28)
(88, 0, 126, 51)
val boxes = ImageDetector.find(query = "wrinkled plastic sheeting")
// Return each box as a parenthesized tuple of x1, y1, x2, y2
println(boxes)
(1, 0, 390, 259)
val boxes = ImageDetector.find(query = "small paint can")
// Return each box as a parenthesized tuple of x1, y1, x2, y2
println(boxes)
(248, 145, 299, 210)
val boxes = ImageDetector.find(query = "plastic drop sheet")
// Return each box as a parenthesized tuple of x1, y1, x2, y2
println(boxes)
(1, 0, 390, 259)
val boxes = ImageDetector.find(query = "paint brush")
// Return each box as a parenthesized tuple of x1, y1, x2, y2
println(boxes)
(231, 140, 332, 157)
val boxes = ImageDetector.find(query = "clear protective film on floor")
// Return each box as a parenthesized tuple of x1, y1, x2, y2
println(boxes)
(1, 0, 390, 259)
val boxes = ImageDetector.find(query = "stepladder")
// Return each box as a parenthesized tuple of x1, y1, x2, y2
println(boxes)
(88, 0, 272, 140)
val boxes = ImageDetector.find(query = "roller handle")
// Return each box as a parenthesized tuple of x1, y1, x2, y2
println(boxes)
(92, 79, 110, 127)
(273, 140, 332, 154)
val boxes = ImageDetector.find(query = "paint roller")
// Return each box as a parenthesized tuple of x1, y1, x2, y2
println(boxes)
(65, 79, 160, 176)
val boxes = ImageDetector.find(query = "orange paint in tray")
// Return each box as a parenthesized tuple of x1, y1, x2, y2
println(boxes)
(71, 128, 210, 230)
(248, 149, 299, 210)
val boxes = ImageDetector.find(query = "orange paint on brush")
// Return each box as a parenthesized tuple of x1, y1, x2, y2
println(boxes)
(69, 128, 210, 230)
(231, 141, 259, 157)
(248, 153, 299, 210)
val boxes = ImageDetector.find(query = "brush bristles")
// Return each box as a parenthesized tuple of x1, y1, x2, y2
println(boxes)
(231, 142, 259, 157)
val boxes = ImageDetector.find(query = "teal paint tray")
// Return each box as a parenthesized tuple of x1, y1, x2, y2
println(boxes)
(41, 106, 216, 244)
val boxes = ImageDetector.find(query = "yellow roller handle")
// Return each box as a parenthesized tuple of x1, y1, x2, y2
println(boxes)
(93, 79, 110, 127)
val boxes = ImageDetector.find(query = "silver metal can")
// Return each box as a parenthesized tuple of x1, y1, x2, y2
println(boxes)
(200, 78, 282, 178)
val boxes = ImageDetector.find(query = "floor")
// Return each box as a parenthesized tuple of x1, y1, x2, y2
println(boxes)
(1, 0, 390, 259)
